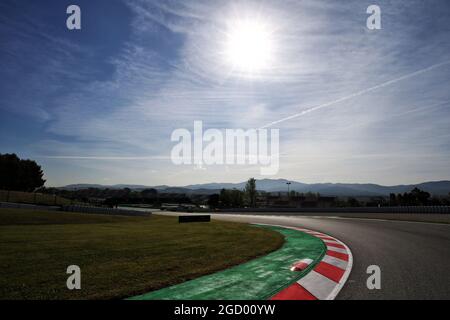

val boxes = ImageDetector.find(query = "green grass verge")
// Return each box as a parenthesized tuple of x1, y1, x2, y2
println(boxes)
(131, 226, 326, 300)
(0, 208, 284, 300)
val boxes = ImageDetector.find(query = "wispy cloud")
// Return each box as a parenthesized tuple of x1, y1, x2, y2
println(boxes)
(1, 0, 450, 186)
(261, 60, 450, 128)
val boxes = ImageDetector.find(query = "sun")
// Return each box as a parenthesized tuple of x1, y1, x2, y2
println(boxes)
(224, 18, 275, 74)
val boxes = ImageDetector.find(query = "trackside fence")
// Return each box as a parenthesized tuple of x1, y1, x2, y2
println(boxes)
(0, 202, 151, 217)
(221, 206, 450, 214)
(0, 190, 73, 206)
(60, 205, 151, 216)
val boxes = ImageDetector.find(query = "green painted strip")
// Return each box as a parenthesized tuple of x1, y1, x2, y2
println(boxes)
(129, 225, 326, 300)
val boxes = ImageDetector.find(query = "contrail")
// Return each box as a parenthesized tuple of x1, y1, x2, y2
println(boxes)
(260, 60, 450, 129)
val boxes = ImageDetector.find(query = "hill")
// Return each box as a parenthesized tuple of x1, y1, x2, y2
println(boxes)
(59, 179, 450, 196)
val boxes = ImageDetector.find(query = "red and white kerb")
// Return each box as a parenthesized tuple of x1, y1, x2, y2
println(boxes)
(270, 227, 353, 300)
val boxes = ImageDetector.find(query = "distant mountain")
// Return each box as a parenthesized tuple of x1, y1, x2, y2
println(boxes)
(59, 180, 450, 196)
(185, 179, 450, 196)
(185, 179, 304, 192)
(59, 184, 218, 195)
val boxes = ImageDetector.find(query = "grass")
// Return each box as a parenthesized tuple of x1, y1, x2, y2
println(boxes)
(132, 226, 325, 300)
(0, 208, 284, 300)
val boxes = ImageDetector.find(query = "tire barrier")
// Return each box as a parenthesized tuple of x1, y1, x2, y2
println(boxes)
(178, 215, 211, 223)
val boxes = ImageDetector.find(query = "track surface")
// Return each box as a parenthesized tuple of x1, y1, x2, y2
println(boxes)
(164, 212, 450, 299)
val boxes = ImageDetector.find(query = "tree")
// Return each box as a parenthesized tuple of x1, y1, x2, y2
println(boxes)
(0, 153, 46, 191)
(389, 193, 397, 206)
(220, 189, 231, 207)
(219, 189, 245, 208)
(141, 188, 158, 198)
(347, 197, 361, 207)
(207, 194, 220, 208)
(305, 192, 319, 200)
(245, 178, 257, 207)
(230, 189, 244, 207)
(410, 187, 430, 205)
(104, 197, 121, 208)
(392, 188, 432, 206)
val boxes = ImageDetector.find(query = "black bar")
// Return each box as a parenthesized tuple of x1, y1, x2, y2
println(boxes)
(179, 215, 211, 223)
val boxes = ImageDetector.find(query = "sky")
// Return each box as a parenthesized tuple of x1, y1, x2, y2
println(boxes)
(1, 0, 450, 187)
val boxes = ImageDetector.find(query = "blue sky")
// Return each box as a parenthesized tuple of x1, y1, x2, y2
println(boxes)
(1, 0, 450, 187)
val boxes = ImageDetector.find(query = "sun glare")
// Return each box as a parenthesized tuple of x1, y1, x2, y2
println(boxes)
(224, 18, 275, 74)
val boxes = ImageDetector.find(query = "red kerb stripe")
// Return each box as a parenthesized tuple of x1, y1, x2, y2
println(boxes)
(314, 261, 345, 283)
(326, 250, 349, 261)
(325, 242, 345, 249)
(270, 283, 317, 300)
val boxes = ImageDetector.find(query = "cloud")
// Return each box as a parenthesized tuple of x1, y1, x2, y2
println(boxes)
(1, 0, 450, 185)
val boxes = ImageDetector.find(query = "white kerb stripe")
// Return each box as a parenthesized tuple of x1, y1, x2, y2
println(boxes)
(316, 235, 336, 239)
(324, 239, 341, 245)
(322, 255, 348, 270)
(297, 270, 338, 300)
(305, 231, 324, 235)
(326, 246, 348, 254)
(301, 258, 314, 265)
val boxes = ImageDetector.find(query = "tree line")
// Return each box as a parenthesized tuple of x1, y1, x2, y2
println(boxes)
(0, 154, 45, 192)
(1, 155, 449, 208)
(41, 186, 194, 207)
(388, 187, 449, 206)
(207, 178, 257, 208)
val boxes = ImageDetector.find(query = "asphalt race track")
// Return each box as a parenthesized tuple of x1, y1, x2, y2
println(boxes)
(164, 212, 450, 300)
